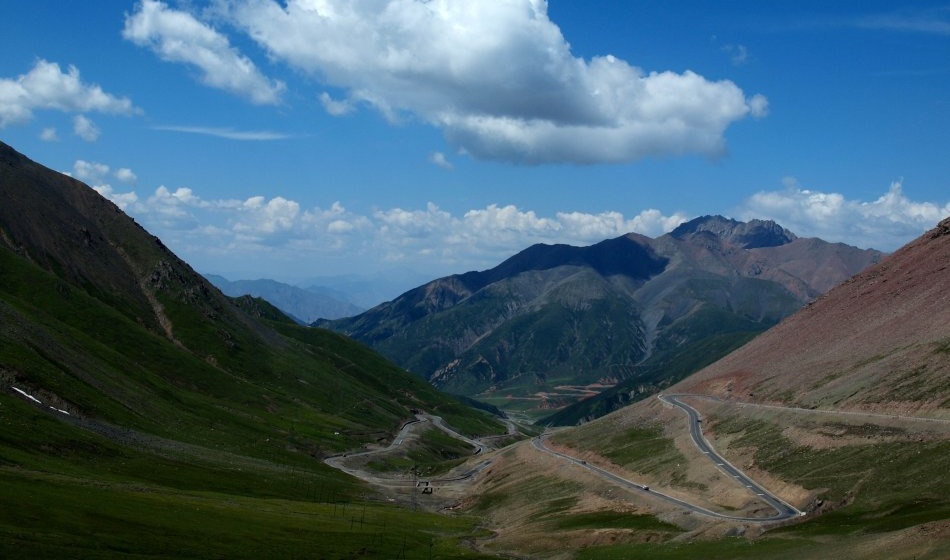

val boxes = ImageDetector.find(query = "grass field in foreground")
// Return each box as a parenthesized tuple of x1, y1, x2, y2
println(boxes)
(0, 395, 493, 559)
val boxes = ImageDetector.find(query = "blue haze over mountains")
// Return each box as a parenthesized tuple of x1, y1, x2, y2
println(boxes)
(204, 275, 364, 323)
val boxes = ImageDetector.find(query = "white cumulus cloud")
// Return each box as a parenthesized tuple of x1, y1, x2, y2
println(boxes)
(90, 174, 689, 275)
(73, 115, 100, 141)
(93, 185, 139, 211)
(123, 0, 285, 105)
(0, 59, 137, 127)
(215, 0, 766, 164)
(234, 196, 301, 238)
(428, 151, 453, 169)
(114, 168, 138, 184)
(72, 160, 111, 184)
(739, 179, 950, 250)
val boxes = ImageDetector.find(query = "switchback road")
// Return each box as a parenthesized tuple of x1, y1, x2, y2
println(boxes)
(324, 413, 494, 491)
(659, 394, 804, 520)
(531, 396, 806, 523)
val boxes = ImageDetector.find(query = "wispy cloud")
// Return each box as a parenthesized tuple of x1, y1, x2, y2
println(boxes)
(319, 92, 355, 116)
(721, 44, 749, 66)
(854, 8, 950, 36)
(73, 115, 100, 141)
(152, 125, 293, 141)
(39, 127, 59, 141)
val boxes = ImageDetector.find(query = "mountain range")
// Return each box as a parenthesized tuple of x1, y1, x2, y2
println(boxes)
(204, 274, 364, 323)
(471, 215, 950, 559)
(320, 215, 883, 419)
(2, 138, 946, 558)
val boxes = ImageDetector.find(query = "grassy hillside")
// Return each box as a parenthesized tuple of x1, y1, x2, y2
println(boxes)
(542, 305, 765, 425)
(0, 255, 499, 557)
(0, 396, 493, 559)
(0, 141, 502, 557)
(545, 401, 949, 559)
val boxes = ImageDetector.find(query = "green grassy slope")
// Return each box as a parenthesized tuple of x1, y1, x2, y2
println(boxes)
(0, 393, 494, 559)
(546, 404, 949, 560)
(0, 141, 501, 557)
(541, 305, 767, 425)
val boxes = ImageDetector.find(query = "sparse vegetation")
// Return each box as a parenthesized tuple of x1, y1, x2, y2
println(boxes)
(550, 510, 681, 532)
(366, 425, 474, 475)
(713, 414, 950, 519)
(552, 422, 690, 480)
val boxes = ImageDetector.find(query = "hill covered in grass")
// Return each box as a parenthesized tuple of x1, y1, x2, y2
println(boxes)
(0, 141, 502, 558)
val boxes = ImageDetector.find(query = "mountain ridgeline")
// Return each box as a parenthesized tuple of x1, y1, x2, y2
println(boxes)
(676, 215, 950, 415)
(204, 274, 364, 323)
(0, 140, 512, 557)
(320, 215, 882, 421)
(0, 140, 500, 461)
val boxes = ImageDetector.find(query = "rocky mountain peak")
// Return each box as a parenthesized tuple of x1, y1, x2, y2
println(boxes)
(931, 215, 950, 239)
(669, 215, 797, 248)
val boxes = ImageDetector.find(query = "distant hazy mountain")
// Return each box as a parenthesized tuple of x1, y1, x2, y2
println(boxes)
(301, 270, 443, 310)
(204, 275, 363, 322)
(320, 216, 883, 418)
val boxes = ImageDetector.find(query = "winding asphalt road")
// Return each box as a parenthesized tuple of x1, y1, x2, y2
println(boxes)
(324, 413, 493, 488)
(532, 394, 805, 523)
(659, 394, 804, 520)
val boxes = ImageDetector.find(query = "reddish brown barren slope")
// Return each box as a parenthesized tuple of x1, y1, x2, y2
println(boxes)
(678, 217, 950, 418)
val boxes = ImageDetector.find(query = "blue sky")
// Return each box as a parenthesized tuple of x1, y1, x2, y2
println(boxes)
(2, 1, 948, 293)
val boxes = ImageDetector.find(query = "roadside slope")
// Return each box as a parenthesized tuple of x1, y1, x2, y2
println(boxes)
(463, 217, 949, 559)
(678, 216, 950, 417)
